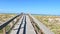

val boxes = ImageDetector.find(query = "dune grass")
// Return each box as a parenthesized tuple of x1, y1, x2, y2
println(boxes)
(0, 14, 16, 34)
(34, 15, 60, 34)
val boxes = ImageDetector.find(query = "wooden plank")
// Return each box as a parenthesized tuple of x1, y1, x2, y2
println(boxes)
(26, 15, 36, 34)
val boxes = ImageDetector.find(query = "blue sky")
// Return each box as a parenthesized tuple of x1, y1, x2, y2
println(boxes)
(0, 0, 60, 15)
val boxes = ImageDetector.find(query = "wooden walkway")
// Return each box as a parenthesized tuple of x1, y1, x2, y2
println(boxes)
(0, 13, 54, 34)
(10, 15, 36, 34)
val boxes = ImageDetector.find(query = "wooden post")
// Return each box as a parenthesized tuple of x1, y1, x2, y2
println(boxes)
(3, 27, 6, 34)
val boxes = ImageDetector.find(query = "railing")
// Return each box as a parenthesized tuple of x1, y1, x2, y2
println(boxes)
(28, 14, 54, 34)
(0, 13, 23, 34)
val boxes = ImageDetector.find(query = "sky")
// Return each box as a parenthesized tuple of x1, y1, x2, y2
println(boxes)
(0, 0, 60, 15)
